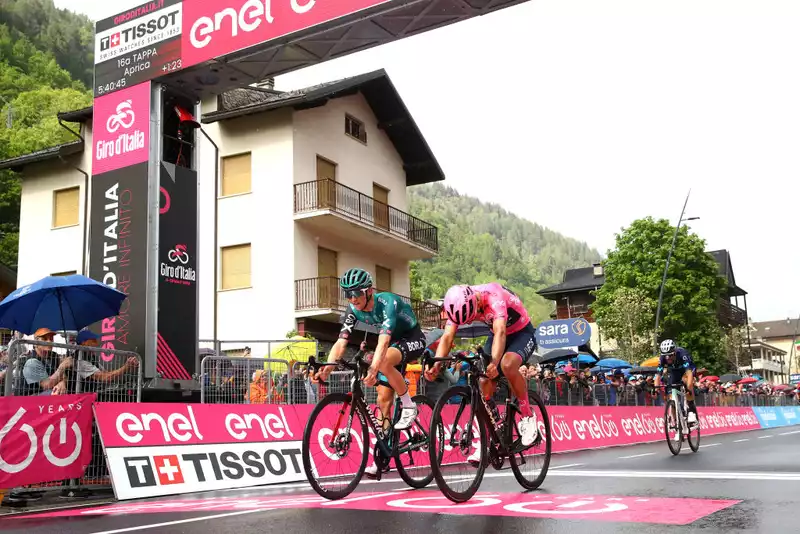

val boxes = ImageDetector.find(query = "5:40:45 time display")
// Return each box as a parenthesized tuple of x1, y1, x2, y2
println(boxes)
(97, 78, 127, 95)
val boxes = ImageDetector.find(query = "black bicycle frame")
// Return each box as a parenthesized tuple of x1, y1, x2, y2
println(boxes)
(308, 352, 403, 461)
(428, 352, 518, 457)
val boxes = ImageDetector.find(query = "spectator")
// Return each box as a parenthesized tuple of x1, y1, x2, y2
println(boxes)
(66, 330, 139, 392)
(20, 328, 71, 396)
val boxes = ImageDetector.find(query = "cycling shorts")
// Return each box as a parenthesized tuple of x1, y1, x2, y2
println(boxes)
(376, 325, 427, 390)
(481, 321, 537, 379)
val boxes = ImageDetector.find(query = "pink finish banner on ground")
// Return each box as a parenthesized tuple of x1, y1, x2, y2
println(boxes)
(0, 394, 96, 488)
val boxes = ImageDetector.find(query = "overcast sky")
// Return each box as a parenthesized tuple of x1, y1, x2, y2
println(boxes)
(56, 0, 800, 322)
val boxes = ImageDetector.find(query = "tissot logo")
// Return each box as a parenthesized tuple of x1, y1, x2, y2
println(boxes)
(153, 455, 184, 485)
(124, 456, 156, 488)
(94, 4, 182, 64)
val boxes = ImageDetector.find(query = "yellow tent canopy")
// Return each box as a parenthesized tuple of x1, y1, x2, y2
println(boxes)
(641, 356, 660, 367)
(260, 336, 318, 373)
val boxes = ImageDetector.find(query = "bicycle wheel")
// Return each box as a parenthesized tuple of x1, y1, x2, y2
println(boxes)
(302, 393, 369, 500)
(507, 390, 551, 490)
(429, 385, 488, 503)
(394, 394, 435, 489)
(664, 399, 682, 456)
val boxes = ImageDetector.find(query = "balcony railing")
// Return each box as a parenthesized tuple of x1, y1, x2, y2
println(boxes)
(293, 179, 439, 253)
(718, 299, 747, 326)
(295, 277, 443, 329)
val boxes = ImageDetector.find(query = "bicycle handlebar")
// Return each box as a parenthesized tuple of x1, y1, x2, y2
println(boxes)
(303, 350, 369, 385)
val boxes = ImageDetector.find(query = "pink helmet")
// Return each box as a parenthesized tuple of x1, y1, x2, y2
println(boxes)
(443, 285, 478, 325)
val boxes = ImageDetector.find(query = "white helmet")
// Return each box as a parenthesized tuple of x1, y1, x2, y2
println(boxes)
(659, 339, 676, 355)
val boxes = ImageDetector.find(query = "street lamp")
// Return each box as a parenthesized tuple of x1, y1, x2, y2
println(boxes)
(653, 189, 699, 353)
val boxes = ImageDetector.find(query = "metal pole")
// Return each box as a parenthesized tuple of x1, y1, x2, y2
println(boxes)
(653, 189, 691, 352)
(787, 314, 800, 383)
(198, 127, 220, 350)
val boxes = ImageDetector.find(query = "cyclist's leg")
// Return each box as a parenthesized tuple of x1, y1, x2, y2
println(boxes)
(377, 327, 426, 430)
(479, 333, 499, 400)
(497, 323, 538, 446)
(682, 368, 698, 423)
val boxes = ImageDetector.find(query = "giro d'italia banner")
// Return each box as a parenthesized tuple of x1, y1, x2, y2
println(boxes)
(155, 162, 197, 380)
(88, 82, 151, 367)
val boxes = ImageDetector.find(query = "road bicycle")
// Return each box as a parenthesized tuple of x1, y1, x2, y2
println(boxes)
(662, 382, 701, 455)
(426, 349, 552, 503)
(300, 348, 434, 500)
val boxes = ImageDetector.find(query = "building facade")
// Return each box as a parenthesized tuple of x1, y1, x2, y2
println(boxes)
(0, 69, 444, 356)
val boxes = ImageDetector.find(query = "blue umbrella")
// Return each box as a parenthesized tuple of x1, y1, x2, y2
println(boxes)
(0, 274, 127, 335)
(595, 358, 633, 369)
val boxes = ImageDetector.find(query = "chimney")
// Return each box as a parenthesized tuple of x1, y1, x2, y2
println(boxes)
(255, 77, 275, 90)
(593, 263, 604, 277)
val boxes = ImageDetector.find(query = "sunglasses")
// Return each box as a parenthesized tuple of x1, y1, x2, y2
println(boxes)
(345, 288, 367, 299)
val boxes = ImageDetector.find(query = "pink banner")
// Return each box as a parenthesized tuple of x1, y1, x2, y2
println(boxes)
(94, 402, 305, 447)
(0, 394, 96, 488)
(181, 0, 392, 68)
(93, 402, 765, 494)
(543, 406, 761, 453)
(91, 82, 151, 176)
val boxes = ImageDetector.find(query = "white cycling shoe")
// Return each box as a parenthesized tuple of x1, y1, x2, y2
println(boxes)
(687, 411, 698, 426)
(518, 414, 539, 447)
(395, 405, 418, 430)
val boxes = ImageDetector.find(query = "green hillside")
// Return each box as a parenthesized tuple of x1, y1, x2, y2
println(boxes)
(408, 183, 603, 323)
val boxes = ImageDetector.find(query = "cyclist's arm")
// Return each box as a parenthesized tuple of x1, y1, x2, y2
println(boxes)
(425, 323, 457, 379)
(369, 295, 399, 373)
(489, 317, 507, 367)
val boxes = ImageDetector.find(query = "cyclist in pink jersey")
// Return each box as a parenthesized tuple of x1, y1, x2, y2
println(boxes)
(425, 283, 539, 448)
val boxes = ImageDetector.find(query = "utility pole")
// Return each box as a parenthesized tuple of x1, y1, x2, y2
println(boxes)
(786, 314, 800, 384)
(653, 189, 699, 353)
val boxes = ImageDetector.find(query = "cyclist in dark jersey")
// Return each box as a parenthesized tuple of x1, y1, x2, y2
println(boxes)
(654, 338, 698, 426)
(315, 268, 427, 476)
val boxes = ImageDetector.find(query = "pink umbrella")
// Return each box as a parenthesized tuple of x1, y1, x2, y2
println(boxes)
(738, 377, 757, 385)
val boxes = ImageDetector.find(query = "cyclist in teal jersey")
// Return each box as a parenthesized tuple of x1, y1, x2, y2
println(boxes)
(315, 268, 427, 477)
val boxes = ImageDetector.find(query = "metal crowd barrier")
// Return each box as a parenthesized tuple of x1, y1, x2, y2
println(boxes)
(200, 356, 292, 404)
(1, 337, 143, 503)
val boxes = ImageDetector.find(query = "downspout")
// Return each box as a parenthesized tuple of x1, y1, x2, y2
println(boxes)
(58, 117, 90, 276)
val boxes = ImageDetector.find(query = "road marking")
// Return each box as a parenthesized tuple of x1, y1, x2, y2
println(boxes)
(699, 443, 720, 448)
(618, 452, 656, 459)
(550, 463, 584, 469)
(758, 435, 773, 439)
(89, 508, 273, 534)
(779, 430, 800, 436)
(733, 439, 749, 443)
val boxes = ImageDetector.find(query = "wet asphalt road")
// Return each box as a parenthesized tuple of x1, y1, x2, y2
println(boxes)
(3, 426, 799, 534)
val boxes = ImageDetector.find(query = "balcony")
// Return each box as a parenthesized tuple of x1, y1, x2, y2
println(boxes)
(740, 358, 784, 374)
(718, 299, 747, 327)
(295, 276, 443, 329)
(294, 179, 438, 260)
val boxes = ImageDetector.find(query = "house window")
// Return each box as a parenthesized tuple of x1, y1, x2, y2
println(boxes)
(220, 243, 251, 290)
(53, 187, 79, 228)
(221, 152, 252, 197)
(375, 265, 392, 292)
(345, 114, 367, 144)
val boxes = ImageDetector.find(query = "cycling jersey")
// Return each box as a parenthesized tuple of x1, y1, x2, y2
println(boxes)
(339, 291, 418, 341)
(657, 347, 695, 372)
(444, 282, 531, 335)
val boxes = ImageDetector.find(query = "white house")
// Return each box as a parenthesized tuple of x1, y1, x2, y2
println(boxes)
(0, 69, 445, 357)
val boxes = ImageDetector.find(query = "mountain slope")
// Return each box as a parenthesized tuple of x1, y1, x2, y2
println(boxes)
(408, 183, 603, 323)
